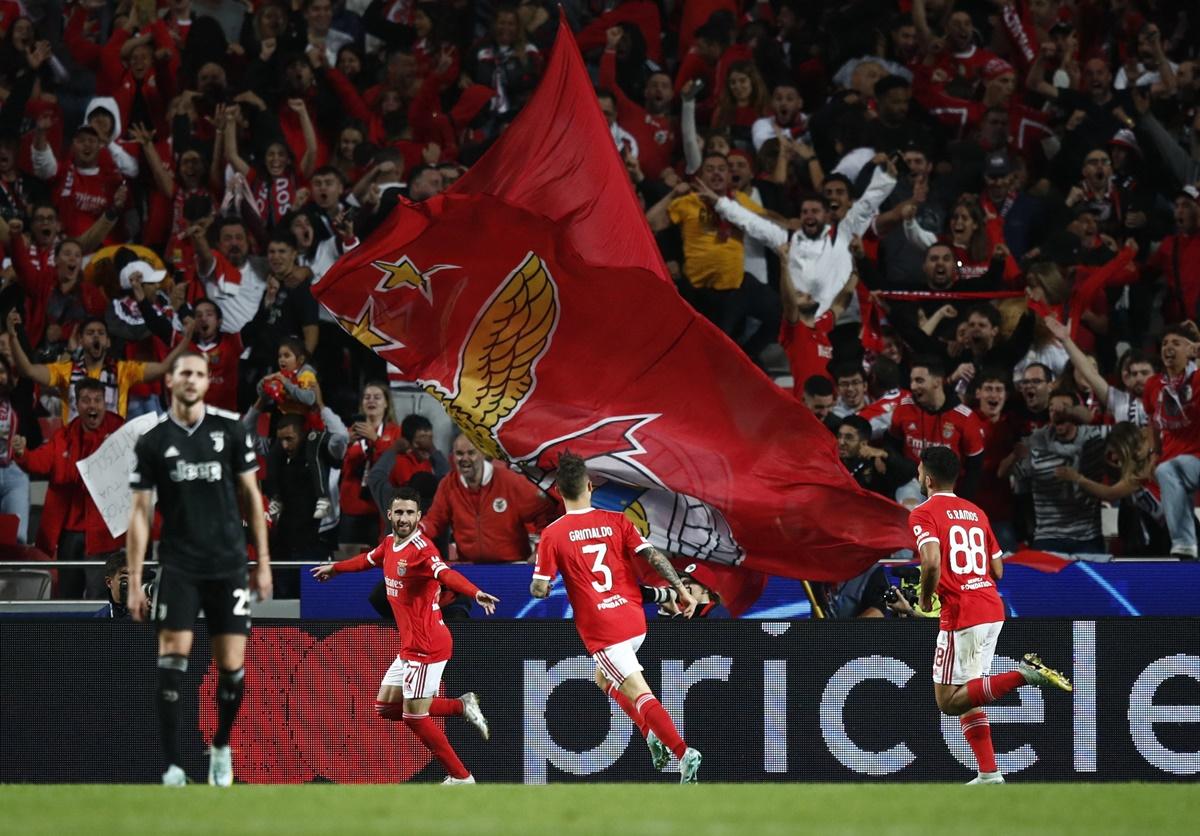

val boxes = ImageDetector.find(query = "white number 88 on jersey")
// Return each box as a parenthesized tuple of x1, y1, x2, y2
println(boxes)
(948, 525, 989, 575)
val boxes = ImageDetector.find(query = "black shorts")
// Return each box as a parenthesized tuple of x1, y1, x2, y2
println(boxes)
(153, 567, 252, 636)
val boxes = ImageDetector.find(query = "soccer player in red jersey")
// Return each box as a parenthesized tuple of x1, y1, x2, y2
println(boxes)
(311, 487, 499, 784)
(531, 453, 704, 783)
(888, 356, 986, 503)
(897, 446, 1073, 785)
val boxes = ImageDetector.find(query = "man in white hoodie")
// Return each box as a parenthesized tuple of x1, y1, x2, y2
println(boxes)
(33, 98, 140, 181)
(82, 97, 139, 179)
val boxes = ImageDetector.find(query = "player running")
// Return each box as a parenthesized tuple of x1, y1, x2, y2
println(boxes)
(311, 487, 497, 784)
(531, 453, 704, 783)
(126, 352, 273, 787)
(895, 446, 1072, 785)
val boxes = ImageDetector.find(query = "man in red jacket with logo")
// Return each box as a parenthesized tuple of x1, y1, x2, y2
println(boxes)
(13, 377, 124, 597)
(420, 433, 559, 564)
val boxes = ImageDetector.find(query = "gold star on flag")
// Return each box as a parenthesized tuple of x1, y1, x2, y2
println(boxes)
(374, 257, 426, 293)
(372, 256, 460, 302)
(336, 304, 404, 352)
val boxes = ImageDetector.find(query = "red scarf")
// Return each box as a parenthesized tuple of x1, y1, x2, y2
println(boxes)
(171, 185, 211, 243)
(255, 174, 297, 226)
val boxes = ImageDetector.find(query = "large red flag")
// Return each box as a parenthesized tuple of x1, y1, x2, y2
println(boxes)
(313, 19, 912, 581)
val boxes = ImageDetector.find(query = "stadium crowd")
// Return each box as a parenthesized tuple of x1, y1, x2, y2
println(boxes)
(0, 0, 1197, 603)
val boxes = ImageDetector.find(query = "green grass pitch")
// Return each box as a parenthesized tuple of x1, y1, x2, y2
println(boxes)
(2, 784, 1197, 836)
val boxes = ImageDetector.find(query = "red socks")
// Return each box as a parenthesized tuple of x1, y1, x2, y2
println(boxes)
(635, 693, 687, 759)
(960, 710, 997, 773)
(376, 698, 463, 720)
(966, 671, 1026, 707)
(429, 697, 464, 717)
(404, 713, 470, 780)
(607, 684, 649, 738)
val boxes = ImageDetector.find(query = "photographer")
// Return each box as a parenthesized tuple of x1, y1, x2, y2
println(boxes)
(98, 552, 155, 620)
(882, 565, 934, 619)
(643, 573, 720, 619)
(886, 564, 1009, 620)
(811, 565, 891, 618)
(640, 558, 765, 618)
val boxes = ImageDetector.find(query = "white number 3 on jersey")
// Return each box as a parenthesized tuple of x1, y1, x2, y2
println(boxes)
(582, 543, 612, 593)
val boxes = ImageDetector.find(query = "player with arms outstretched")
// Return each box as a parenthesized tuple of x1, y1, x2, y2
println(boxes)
(126, 352, 273, 787)
(311, 487, 497, 784)
(531, 453, 704, 783)
(897, 446, 1072, 784)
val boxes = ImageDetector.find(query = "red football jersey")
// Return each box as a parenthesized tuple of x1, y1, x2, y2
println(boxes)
(888, 397, 985, 466)
(358, 531, 465, 663)
(908, 492, 1005, 631)
(534, 508, 652, 654)
(193, 332, 241, 412)
(55, 163, 121, 237)
(780, 311, 834, 399)
(1143, 369, 1200, 462)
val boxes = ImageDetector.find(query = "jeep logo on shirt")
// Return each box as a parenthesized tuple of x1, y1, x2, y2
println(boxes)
(169, 460, 224, 483)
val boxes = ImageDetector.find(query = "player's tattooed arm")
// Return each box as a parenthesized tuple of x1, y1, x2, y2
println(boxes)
(642, 547, 685, 590)
(643, 547, 698, 618)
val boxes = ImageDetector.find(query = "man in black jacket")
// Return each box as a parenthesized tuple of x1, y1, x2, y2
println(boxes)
(836, 415, 916, 500)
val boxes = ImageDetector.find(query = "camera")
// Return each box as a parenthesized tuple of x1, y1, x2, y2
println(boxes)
(118, 576, 155, 607)
(885, 566, 923, 609)
(891, 152, 911, 178)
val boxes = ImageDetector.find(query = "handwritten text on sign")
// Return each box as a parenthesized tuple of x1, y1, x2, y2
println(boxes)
(77, 412, 159, 538)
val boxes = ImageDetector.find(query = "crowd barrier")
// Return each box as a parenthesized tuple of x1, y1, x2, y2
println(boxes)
(297, 560, 1200, 619)
(1, 619, 1196, 783)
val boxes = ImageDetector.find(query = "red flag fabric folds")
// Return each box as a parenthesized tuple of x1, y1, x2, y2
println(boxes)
(313, 19, 911, 582)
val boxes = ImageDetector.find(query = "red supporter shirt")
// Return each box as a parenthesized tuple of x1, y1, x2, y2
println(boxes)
(335, 531, 479, 663)
(859, 388, 908, 433)
(888, 396, 985, 466)
(932, 45, 999, 87)
(599, 48, 678, 179)
(1143, 368, 1200, 462)
(0, 1, 21, 36)
(534, 508, 652, 654)
(339, 424, 403, 518)
(909, 492, 1006, 631)
(390, 450, 434, 488)
(54, 163, 121, 237)
(193, 333, 241, 413)
(420, 461, 558, 563)
(781, 311, 834, 398)
(975, 412, 1018, 523)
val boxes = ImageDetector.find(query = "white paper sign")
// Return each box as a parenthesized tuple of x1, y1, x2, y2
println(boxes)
(77, 412, 160, 538)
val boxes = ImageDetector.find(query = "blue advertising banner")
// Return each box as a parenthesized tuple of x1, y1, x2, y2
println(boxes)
(297, 560, 1200, 620)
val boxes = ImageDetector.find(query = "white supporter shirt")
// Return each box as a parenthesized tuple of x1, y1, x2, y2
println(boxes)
(713, 166, 896, 314)
(741, 185, 768, 284)
(750, 115, 809, 151)
(1114, 62, 1179, 90)
(1106, 387, 1148, 426)
(205, 257, 267, 334)
(610, 122, 639, 160)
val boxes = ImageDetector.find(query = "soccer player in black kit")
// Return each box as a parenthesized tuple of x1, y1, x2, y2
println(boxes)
(126, 352, 272, 786)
